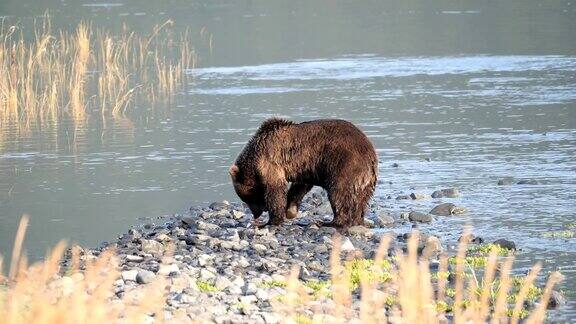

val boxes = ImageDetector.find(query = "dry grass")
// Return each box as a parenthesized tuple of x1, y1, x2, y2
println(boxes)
(0, 217, 562, 323)
(0, 15, 195, 131)
(0, 215, 166, 324)
(274, 232, 563, 324)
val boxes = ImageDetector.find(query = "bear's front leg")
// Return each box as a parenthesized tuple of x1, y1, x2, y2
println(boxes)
(286, 183, 313, 219)
(265, 182, 288, 226)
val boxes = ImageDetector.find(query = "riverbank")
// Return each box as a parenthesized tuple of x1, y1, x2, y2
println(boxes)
(52, 187, 565, 323)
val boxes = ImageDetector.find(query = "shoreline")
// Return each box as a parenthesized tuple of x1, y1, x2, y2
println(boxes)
(56, 187, 568, 323)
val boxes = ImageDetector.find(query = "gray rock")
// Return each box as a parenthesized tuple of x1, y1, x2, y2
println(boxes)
(421, 236, 443, 258)
(408, 211, 433, 223)
(347, 225, 371, 237)
(396, 195, 411, 200)
(430, 203, 467, 216)
(140, 239, 164, 256)
(136, 270, 156, 284)
(497, 178, 515, 186)
(517, 179, 540, 185)
(493, 239, 516, 251)
(547, 291, 566, 309)
(210, 201, 229, 210)
(431, 188, 460, 198)
(313, 244, 329, 254)
(316, 202, 332, 215)
(181, 216, 195, 227)
(374, 212, 395, 227)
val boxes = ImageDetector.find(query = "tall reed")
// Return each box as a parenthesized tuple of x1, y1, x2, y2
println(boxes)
(0, 16, 195, 132)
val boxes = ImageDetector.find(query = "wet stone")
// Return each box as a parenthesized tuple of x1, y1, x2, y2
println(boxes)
(431, 188, 460, 198)
(408, 211, 433, 223)
(493, 239, 516, 251)
(429, 203, 467, 216)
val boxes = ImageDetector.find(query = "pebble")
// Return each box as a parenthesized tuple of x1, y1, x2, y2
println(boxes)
(63, 188, 561, 321)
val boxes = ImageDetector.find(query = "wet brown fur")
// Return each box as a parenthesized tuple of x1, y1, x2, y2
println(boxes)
(230, 118, 378, 229)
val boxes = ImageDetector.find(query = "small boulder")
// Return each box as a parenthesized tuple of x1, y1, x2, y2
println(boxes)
(209, 201, 229, 210)
(493, 239, 516, 251)
(140, 239, 164, 256)
(374, 212, 395, 227)
(430, 203, 467, 216)
(431, 188, 460, 198)
(408, 211, 433, 223)
(136, 270, 156, 284)
(421, 236, 443, 258)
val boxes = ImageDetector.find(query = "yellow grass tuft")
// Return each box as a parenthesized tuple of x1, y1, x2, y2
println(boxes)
(0, 15, 195, 132)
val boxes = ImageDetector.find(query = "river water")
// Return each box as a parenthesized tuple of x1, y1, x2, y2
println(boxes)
(0, 0, 575, 319)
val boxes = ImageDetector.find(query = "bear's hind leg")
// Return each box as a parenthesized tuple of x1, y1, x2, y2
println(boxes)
(286, 183, 313, 219)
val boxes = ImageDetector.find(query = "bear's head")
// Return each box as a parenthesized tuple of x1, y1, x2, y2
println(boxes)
(229, 164, 267, 218)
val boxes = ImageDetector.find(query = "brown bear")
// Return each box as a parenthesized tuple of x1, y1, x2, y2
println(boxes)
(229, 118, 378, 229)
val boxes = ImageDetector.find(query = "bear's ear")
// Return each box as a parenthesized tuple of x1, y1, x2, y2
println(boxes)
(229, 164, 240, 179)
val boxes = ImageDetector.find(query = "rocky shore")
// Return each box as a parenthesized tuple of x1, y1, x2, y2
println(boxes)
(65, 187, 565, 323)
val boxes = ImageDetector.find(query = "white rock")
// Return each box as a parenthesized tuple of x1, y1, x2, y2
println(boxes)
(341, 237, 355, 252)
(158, 264, 180, 276)
(126, 255, 144, 262)
(198, 254, 213, 266)
(122, 270, 139, 282)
